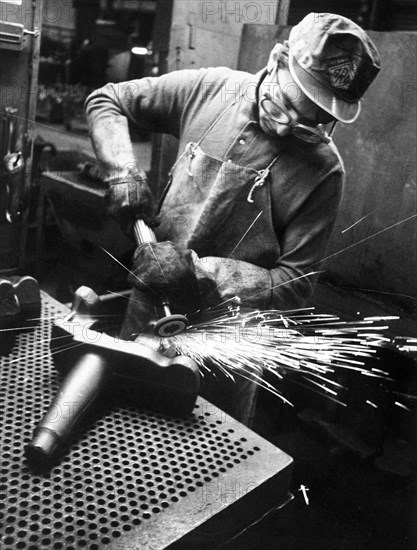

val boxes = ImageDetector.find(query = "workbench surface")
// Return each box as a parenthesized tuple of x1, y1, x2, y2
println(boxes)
(0, 291, 292, 550)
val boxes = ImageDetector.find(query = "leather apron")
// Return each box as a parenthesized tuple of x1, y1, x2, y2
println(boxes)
(155, 99, 281, 268)
(123, 100, 281, 425)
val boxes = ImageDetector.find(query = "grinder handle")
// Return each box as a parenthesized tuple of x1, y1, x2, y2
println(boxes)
(133, 218, 170, 318)
(133, 218, 168, 314)
(132, 219, 188, 337)
(134, 218, 157, 245)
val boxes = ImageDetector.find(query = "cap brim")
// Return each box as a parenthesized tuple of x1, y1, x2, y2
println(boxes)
(289, 51, 361, 123)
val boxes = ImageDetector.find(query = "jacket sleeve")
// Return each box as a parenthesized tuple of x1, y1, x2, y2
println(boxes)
(193, 166, 344, 311)
(84, 70, 202, 181)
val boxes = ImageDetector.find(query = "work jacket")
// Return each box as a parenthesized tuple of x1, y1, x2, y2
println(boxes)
(85, 67, 345, 310)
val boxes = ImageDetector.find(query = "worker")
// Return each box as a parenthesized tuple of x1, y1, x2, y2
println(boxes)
(85, 13, 380, 425)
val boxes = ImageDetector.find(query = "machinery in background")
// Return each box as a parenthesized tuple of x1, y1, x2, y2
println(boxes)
(0, 3, 44, 361)
(0, 0, 43, 274)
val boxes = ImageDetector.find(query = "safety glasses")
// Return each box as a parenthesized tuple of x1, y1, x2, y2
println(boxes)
(260, 65, 336, 144)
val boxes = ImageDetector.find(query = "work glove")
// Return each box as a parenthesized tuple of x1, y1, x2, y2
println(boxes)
(105, 169, 160, 235)
(127, 241, 200, 312)
(80, 162, 160, 235)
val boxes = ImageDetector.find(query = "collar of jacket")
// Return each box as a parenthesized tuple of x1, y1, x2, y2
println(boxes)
(249, 68, 268, 126)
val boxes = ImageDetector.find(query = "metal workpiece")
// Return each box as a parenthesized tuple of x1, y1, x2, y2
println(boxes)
(24, 284, 199, 463)
(0, 292, 293, 549)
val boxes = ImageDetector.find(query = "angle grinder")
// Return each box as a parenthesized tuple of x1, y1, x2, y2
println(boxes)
(133, 219, 188, 338)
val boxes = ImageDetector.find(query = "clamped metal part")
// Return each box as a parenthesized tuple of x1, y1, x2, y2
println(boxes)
(25, 286, 199, 467)
(134, 219, 188, 337)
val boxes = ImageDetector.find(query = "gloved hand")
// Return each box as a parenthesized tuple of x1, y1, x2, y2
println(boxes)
(127, 242, 200, 311)
(105, 169, 160, 235)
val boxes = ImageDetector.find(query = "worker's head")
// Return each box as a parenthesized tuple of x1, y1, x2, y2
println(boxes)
(259, 12, 381, 142)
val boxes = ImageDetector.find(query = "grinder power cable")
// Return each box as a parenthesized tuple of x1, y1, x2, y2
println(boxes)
(133, 219, 188, 337)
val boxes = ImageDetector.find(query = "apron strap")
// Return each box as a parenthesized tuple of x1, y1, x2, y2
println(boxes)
(170, 89, 247, 177)
(247, 154, 280, 203)
(194, 97, 240, 147)
(159, 85, 283, 209)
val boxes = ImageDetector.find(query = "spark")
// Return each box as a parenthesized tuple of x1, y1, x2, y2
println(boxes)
(301, 376, 339, 396)
(10, 303, 411, 413)
(202, 294, 241, 313)
(0, 313, 64, 332)
(9, 339, 86, 366)
(199, 212, 264, 309)
(400, 346, 417, 352)
(8, 332, 72, 358)
(394, 401, 411, 412)
(292, 380, 348, 406)
(371, 368, 390, 376)
(164, 307, 394, 406)
(339, 287, 417, 303)
(315, 212, 417, 266)
(13, 112, 80, 137)
(247, 271, 323, 304)
(227, 211, 263, 259)
(105, 290, 132, 301)
(0, 325, 39, 333)
(20, 107, 414, 412)
(341, 212, 374, 233)
(392, 391, 417, 401)
(394, 337, 417, 354)
(299, 485, 310, 506)
(17, 200, 414, 410)
(363, 316, 399, 321)
(100, 246, 163, 300)
(366, 400, 378, 408)
(147, 242, 171, 287)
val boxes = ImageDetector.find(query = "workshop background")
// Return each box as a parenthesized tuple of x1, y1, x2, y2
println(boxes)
(1, 1, 417, 549)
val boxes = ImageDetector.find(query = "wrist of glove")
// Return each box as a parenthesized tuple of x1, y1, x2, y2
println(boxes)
(128, 242, 200, 310)
(105, 169, 160, 234)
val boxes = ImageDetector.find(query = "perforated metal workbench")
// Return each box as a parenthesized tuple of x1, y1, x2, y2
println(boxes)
(0, 292, 293, 549)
